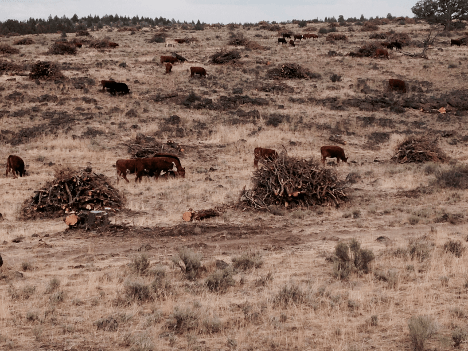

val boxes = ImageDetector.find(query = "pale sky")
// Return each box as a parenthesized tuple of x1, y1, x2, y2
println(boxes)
(1, 0, 413, 24)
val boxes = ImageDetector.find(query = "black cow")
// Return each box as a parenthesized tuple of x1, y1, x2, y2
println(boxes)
(278, 38, 287, 45)
(101, 80, 130, 95)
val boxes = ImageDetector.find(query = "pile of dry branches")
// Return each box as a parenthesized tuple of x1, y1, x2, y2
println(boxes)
(241, 156, 347, 209)
(267, 63, 318, 80)
(21, 167, 124, 220)
(13, 37, 34, 45)
(89, 39, 111, 48)
(124, 133, 182, 158)
(47, 42, 76, 55)
(211, 49, 241, 64)
(361, 22, 379, 31)
(355, 43, 380, 57)
(392, 136, 448, 163)
(147, 32, 167, 43)
(326, 33, 348, 42)
(228, 32, 249, 46)
(28, 61, 65, 80)
(0, 44, 20, 54)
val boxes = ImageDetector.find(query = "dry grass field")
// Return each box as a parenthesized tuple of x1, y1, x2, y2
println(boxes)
(1, 19, 468, 350)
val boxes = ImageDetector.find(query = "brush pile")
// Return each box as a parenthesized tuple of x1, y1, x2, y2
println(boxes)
(326, 33, 348, 41)
(211, 49, 241, 64)
(354, 43, 380, 57)
(29, 61, 65, 80)
(21, 167, 124, 220)
(392, 136, 448, 163)
(89, 39, 110, 48)
(147, 32, 167, 43)
(0, 44, 20, 54)
(13, 37, 34, 45)
(47, 41, 77, 55)
(124, 133, 183, 158)
(267, 63, 320, 80)
(241, 156, 347, 209)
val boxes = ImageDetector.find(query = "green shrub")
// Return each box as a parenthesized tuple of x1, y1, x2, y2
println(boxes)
(408, 315, 437, 351)
(130, 254, 150, 275)
(205, 269, 235, 292)
(232, 252, 263, 271)
(172, 248, 202, 280)
(332, 239, 375, 280)
(443, 239, 465, 258)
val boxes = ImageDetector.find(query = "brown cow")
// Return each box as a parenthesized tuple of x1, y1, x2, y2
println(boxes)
(289, 40, 295, 47)
(6, 155, 25, 178)
(116, 159, 139, 183)
(135, 157, 185, 182)
(165, 63, 172, 74)
(321, 146, 347, 165)
(108, 42, 119, 48)
(388, 79, 407, 93)
(309, 34, 319, 39)
(190, 66, 206, 77)
(294, 34, 303, 41)
(451, 38, 465, 46)
(161, 56, 178, 64)
(374, 48, 389, 59)
(100, 80, 115, 91)
(254, 147, 278, 167)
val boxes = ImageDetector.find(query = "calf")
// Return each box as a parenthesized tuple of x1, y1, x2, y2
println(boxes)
(282, 33, 291, 38)
(389, 41, 402, 50)
(160, 56, 178, 64)
(309, 34, 319, 39)
(116, 159, 138, 183)
(254, 147, 278, 167)
(190, 66, 206, 77)
(289, 40, 295, 47)
(165, 63, 172, 74)
(374, 48, 389, 59)
(278, 38, 287, 45)
(108, 42, 119, 48)
(6, 155, 25, 178)
(451, 38, 465, 46)
(101, 80, 130, 95)
(388, 79, 407, 93)
(321, 146, 347, 165)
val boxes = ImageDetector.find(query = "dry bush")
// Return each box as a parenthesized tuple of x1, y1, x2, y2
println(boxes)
(241, 155, 347, 210)
(273, 282, 310, 307)
(171, 248, 202, 280)
(388, 32, 411, 45)
(228, 32, 249, 46)
(147, 32, 167, 43)
(211, 49, 241, 64)
(205, 268, 235, 292)
(130, 254, 150, 275)
(89, 38, 110, 48)
(326, 33, 348, 41)
(232, 252, 263, 271)
(13, 37, 34, 45)
(124, 280, 153, 303)
(332, 239, 375, 280)
(434, 164, 468, 189)
(361, 22, 380, 31)
(0, 44, 20, 54)
(369, 32, 387, 39)
(47, 41, 76, 55)
(392, 136, 448, 163)
(0, 60, 22, 74)
(443, 239, 465, 257)
(267, 63, 321, 80)
(166, 306, 222, 334)
(408, 236, 434, 262)
(76, 30, 90, 36)
(408, 315, 437, 351)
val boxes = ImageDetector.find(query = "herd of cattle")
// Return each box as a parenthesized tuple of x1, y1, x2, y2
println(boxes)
(4, 146, 348, 182)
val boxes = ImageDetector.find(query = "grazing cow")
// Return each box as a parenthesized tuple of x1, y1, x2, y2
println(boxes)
(161, 170, 176, 179)
(101, 80, 130, 95)
(380, 42, 391, 48)
(6, 155, 25, 178)
(389, 41, 402, 50)
(294, 34, 303, 41)
(289, 40, 295, 47)
(135, 157, 185, 182)
(116, 159, 138, 183)
(278, 38, 287, 45)
(388, 79, 407, 93)
(74, 42, 82, 48)
(108, 42, 119, 48)
(451, 38, 465, 46)
(374, 48, 389, 59)
(321, 146, 347, 165)
(174, 39, 186, 44)
(165, 63, 172, 74)
(309, 34, 319, 39)
(160, 56, 178, 64)
(282, 33, 291, 38)
(190, 66, 207, 77)
(254, 147, 278, 167)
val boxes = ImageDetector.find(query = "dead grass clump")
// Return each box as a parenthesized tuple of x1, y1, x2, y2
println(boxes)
(332, 239, 375, 280)
(147, 32, 167, 43)
(408, 236, 434, 262)
(435, 164, 468, 189)
(45, 277, 60, 294)
(241, 156, 347, 210)
(211, 49, 241, 64)
(273, 282, 309, 307)
(326, 33, 348, 41)
(443, 239, 465, 257)
(267, 63, 321, 80)
(124, 280, 153, 303)
(21, 167, 124, 219)
(28, 61, 64, 80)
(8, 285, 36, 300)
(452, 328, 467, 348)
(47, 42, 76, 55)
(13, 37, 34, 45)
(95, 316, 118, 331)
(130, 254, 150, 275)
(171, 248, 202, 280)
(76, 30, 90, 36)
(369, 32, 387, 39)
(150, 273, 173, 300)
(392, 136, 448, 164)
(408, 315, 437, 351)
(0, 60, 22, 74)
(0, 44, 20, 54)
(166, 306, 222, 334)
(205, 268, 235, 292)
(232, 253, 263, 271)
(228, 32, 249, 46)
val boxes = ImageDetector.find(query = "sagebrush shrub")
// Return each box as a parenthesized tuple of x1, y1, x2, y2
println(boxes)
(333, 239, 375, 280)
(232, 252, 263, 271)
(130, 254, 150, 275)
(408, 315, 437, 351)
(172, 248, 202, 280)
(443, 239, 465, 258)
(205, 269, 235, 292)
